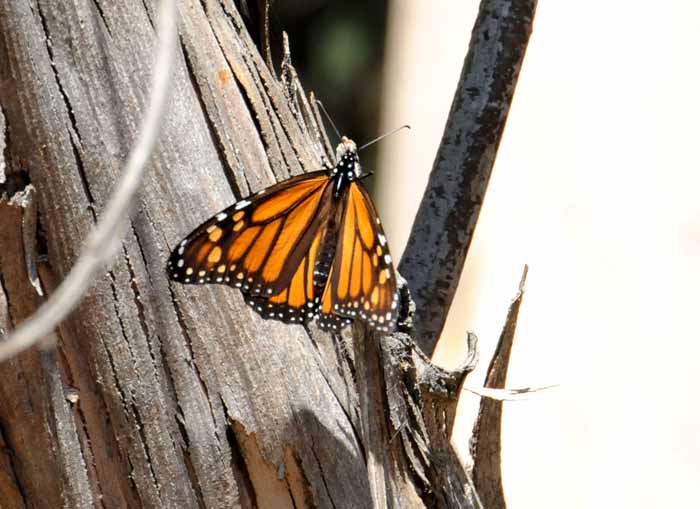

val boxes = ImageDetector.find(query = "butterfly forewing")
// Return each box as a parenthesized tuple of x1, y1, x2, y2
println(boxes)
(168, 171, 333, 323)
(317, 182, 398, 332)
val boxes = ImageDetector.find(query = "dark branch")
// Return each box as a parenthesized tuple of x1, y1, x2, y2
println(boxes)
(399, 0, 538, 355)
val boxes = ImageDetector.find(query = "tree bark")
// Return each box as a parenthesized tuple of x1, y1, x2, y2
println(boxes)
(0, 0, 536, 507)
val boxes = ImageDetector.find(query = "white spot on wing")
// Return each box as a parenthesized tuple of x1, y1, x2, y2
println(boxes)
(235, 200, 251, 210)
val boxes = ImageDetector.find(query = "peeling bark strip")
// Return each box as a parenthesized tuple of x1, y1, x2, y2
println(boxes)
(399, 0, 538, 355)
(471, 266, 528, 509)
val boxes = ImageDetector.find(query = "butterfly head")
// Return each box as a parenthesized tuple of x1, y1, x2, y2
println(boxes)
(333, 136, 361, 179)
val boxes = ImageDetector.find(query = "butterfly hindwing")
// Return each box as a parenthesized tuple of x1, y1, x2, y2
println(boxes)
(317, 181, 399, 332)
(168, 171, 333, 323)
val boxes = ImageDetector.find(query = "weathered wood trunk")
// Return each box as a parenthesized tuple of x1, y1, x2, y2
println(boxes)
(0, 1, 536, 507)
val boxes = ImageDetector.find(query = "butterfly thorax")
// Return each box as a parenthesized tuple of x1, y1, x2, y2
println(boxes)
(330, 136, 361, 199)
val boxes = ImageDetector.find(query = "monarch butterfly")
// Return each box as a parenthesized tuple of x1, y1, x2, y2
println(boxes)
(167, 137, 399, 332)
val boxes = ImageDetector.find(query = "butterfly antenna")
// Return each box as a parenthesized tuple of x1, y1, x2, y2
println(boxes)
(358, 125, 411, 151)
(315, 99, 342, 142)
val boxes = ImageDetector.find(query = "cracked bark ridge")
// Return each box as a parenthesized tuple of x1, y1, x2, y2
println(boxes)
(237, 0, 274, 72)
(353, 326, 425, 507)
(0, 424, 24, 508)
(471, 266, 528, 509)
(0, 106, 6, 185)
(376, 331, 481, 508)
(279, 32, 335, 164)
(399, 0, 538, 356)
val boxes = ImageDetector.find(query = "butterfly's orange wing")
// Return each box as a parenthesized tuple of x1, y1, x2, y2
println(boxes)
(317, 181, 399, 332)
(168, 171, 334, 324)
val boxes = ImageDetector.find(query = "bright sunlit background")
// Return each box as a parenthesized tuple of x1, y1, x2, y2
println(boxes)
(377, 1, 700, 507)
(279, 0, 700, 506)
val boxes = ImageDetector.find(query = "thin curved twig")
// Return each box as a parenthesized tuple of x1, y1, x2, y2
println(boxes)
(0, 0, 178, 362)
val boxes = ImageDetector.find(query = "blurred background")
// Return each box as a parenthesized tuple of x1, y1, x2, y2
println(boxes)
(277, 1, 700, 507)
